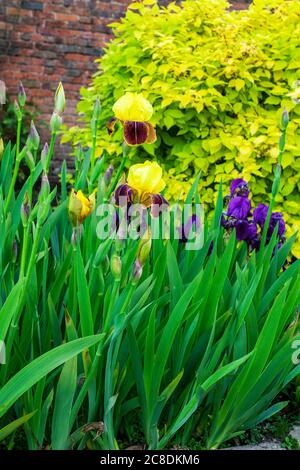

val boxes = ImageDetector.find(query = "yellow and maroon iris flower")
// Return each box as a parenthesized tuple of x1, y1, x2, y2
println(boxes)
(114, 161, 168, 216)
(107, 92, 157, 146)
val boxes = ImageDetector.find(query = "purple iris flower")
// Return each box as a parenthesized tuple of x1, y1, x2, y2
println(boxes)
(253, 204, 286, 238)
(230, 178, 250, 197)
(269, 212, 286, 238)
(253, 203, 269, 227)
(235, 220, 257, 241)
(227, 196, 251, 220)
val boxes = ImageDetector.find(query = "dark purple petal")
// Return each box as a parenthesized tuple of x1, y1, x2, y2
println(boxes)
(253, 205, 286, 239)
(269, 212, 286, 238)
(247, 222, 258, 240)
(114, 184, 133, 206)
(104, 164, 114, 185)
(235, 220, 249, 240)
(253, 203, 269, 227)
(230, 178, 249, 197)
(227, 196, 251, 220)
(150, 193, 169, 217)
(235, 220, 257, 242)
(123, 121, 149, 146)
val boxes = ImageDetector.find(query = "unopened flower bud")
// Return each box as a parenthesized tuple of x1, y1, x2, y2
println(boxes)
(27, 120, 40, 151)
(50, 111, 63, 133)
(39, 171, 50, 202)
(54, 82, 65, 113)
(102, 255, 109, 274)
(137, 229, 152, 266)
(37, 199, 50, 226)
(14, 100, 22, 120)
(281, 108, 289, 130)
(21, 192, 30, 226)
(92, 97, 101, 121)
(111, 254, 122, 280)
(41, 143, 49, 171)
(104, 164, 114, 185)
(25, 149, 35, 172)
(132, 259, 143, 284)
(18, 81, 26, 107)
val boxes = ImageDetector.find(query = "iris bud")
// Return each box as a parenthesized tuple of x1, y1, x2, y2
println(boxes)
(93, 97, 101, 121)
(21, 192, 30, 226)
(18, 81, 26, 108)
(54, 82, 65, 113)
(50, 111, 63, 133)
(26, 121, 40, 151)
(111, 254, 122, 280)
(39, 171, 50, 202)
(14, 100, 22, 120)
(137, 229, 152, 266)
(25, 150, 35, 172)
(281, 108, 289, 130)
(37, 198, 50, 226)
(132, 260, 143, 284)
(41, 143, 49, 171)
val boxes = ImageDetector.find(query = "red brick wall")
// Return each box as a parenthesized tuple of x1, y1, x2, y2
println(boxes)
(0, 0, 250, 167)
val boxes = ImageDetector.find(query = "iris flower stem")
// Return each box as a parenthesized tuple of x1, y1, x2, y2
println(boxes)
(90, 130, 97, 173)
(106, 144, 127, 199)
(19, 223, 29, 279)
(16, 115, 22, 159)
(46, 132, 56, 174)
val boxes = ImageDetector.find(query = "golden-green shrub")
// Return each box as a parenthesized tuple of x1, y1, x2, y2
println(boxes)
(63, 0, 300, 256)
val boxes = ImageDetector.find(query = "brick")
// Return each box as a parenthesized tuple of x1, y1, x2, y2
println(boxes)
(54, 13, 79, 22)
(21, 1, 43, 11)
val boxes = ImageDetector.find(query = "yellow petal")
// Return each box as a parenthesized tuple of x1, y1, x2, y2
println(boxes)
(113, 92, 153, 122)
(77, 190, 92, 221)
(128, 160, 166, 195)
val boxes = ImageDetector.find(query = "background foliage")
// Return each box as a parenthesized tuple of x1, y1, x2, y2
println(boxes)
(63, 0, 300, 257)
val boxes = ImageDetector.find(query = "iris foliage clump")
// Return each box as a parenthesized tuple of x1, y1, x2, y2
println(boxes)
(0, 84, 299, 451)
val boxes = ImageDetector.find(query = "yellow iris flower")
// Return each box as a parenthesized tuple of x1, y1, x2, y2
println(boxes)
(128, 161, 166, 196)
(68, 189, 96, 226)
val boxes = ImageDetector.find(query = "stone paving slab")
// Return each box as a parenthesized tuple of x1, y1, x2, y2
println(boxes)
(289, 425, 300, 446)
(226, 441, 283, 450)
